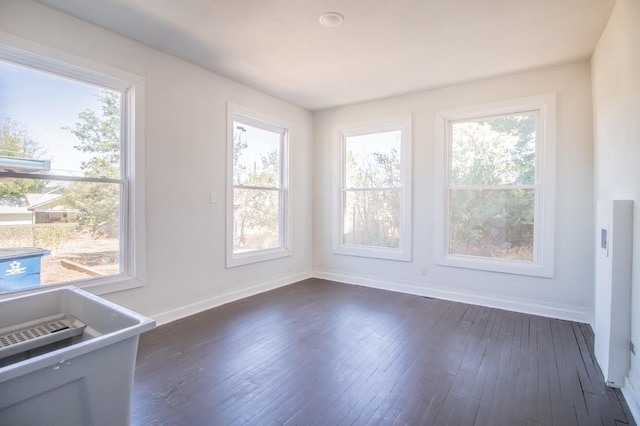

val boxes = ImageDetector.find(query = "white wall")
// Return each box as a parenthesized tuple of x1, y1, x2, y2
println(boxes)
(0, 1, 603, 329)
(0, 0, 314, 323)
(314, 62, 595, 323)
(591, 0, 640, 417)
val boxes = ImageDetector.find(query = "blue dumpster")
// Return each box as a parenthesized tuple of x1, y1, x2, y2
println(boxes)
(0, 248, 50, 292)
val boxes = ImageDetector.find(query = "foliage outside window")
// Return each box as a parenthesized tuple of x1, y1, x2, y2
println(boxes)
(435, 94, 556, 277)
(335, 116, 412, 261)
(226, 104, 290, 268)
(0, 43, 144, 294)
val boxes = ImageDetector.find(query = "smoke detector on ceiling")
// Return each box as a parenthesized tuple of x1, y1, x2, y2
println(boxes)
(319, 12, 344, 28)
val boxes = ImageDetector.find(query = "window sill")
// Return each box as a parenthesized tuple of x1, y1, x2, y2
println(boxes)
(435, 254, 553, 278)
(334, 244, 411, 262)
(0, 274, 144, 301)
(226, 247, 291, 268)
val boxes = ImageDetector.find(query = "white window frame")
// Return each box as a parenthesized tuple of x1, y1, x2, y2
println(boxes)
(434, 94, 556, 277)
(0, 33, 146, 296)
(226, 103, 291, 268)
(334, 115, 412, 261)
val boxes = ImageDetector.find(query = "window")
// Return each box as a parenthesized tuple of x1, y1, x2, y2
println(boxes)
(334, 115, 412, 261)
(0, 41, 145, 295)
(226, 103, 290, 267)
(435, 94, 556, 277)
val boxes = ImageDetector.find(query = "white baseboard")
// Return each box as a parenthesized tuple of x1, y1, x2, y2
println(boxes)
(152, 271, 312, 326)
(151, 269, 593, 328)
(313, 269, 593, 324)
(623, 370, 640, 424)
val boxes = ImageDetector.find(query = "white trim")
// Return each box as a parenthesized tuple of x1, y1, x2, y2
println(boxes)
(0, 33, 146, 296)
(0, 32, 143, 90)
(313, 269, 592, 324)
(623, 371, 640, 424)
(226, 102, 291, 268)
(152, 271, 312, 326)
(434, 94, 556, 278)
(333, 115, 413, 261)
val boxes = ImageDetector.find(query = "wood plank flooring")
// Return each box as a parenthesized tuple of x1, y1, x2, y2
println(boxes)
(131, 278, 636, 425)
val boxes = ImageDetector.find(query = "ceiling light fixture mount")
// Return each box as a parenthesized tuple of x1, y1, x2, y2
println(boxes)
(319, 12, 344, 28)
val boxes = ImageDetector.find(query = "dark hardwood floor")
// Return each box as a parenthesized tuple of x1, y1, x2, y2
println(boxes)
(131, 278, 636, 425)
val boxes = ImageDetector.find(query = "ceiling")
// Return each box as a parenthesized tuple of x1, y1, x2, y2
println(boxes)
(35, 0, 616, 111)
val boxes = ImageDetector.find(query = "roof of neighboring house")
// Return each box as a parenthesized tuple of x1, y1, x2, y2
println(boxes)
(0, 190, 78, 216)
(0, 198, 29, 215)
(25, 192, 62, 210)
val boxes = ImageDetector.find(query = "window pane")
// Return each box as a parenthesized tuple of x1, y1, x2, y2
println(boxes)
(1, 58, 126, 293)
(343, 190, 400, 248)
(0, 179, 122, 292)
(233, 188, 280, 253)
(451, 114, 536, 186)
(449, 188, 534, 260)
(345, 131, 401, 188)
(233, 121, 281, 187)
(0, 60, 122, 178)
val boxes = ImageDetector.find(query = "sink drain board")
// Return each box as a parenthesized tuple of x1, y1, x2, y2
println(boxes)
(0, 313, 86, 360)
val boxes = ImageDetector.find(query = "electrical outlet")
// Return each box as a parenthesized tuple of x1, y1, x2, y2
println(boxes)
(420, 265, 427, 275)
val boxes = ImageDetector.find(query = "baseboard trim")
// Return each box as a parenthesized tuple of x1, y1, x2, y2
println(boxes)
(623, 371, 640, 424)
(152, 271, 312, 326)
(313, 269, 593, 324)
(150, 269, 593, 327)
